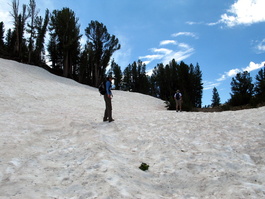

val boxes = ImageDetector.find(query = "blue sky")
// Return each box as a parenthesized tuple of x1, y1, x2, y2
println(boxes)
(1, 0, 265, 106)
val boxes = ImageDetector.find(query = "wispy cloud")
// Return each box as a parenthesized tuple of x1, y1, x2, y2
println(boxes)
(254, 39, 265, 53)
(186, 21, 204, 25)
(160, 40, 177, 45)
(152, 48, 172, 54)
(203, 81, 220, 90)
(171, 32, 198, 39)
(217, 61, 265, 81)
(139, 54, 165, 65)
(139, 32, 196, 66)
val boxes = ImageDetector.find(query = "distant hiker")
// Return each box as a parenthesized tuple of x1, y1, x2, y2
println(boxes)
(103, 75, 115, 122)
(174, 90, 182, 112)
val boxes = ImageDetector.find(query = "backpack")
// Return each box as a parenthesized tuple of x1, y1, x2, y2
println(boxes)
(98, 81, 106, 95)
(175, 92, 180, 100)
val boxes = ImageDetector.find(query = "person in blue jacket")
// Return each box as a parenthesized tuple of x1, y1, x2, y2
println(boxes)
(103, 75, 114, 122)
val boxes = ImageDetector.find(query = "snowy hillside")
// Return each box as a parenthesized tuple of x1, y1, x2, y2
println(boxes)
(0, 58, 264, 199)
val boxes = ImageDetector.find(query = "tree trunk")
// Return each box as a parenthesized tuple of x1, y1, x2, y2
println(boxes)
(63, 51, 69, 77)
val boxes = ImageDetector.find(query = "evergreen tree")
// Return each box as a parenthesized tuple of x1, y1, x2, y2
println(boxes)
(109, 59, 122, 90)
(136, 60, 150, 94)
(47, 33, 62, 72)
(149, 67, 159, 97)
(229, 71, 254, 106)
(150, 60, 203, 111)
(176, 61, 192, 110)
(211, 87, 220, 107)
(85, 20, 120, 86)
(123, 64, 132, 91)
(10, 0, 29, 60)
(27, 0, 39, 63)
(151, 63, 166, 99)
(193, 63, 203, 108)
(49, 8, 81, 78)
(34, 9, 49, 65)
(5, 29, 16, 56)
(254, 66, 265, 103)
(78, 44, 93, 84)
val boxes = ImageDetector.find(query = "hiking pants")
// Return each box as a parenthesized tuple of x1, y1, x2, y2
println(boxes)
(104, 94, 112, 120)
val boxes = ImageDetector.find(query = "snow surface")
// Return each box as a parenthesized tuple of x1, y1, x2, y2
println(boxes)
(0, 58, 265, 199)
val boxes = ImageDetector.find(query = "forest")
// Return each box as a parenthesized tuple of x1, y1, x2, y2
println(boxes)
(0, 0, 264, 111)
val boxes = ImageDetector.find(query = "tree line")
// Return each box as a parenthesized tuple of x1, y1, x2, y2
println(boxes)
(211, 68, 265, 109)
(0, 0, 264, 111)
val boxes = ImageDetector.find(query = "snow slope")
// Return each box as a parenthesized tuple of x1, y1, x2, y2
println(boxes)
(0, 58, 264, 199)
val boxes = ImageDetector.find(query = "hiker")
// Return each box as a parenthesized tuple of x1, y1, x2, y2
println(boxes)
(103, 75, 115, 122)
(174, 90, 182, 112)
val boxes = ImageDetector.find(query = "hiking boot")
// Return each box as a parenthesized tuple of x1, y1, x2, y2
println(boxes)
(109, 119, 115, 123)
(103, 117, 108, 122)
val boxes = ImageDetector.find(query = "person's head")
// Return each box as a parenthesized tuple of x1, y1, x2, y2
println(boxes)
(107, 75, 115, 81)
(176, 89, 180, 93)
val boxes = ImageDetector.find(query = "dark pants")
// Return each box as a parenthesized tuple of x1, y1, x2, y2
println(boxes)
(104, 94, 112, 121)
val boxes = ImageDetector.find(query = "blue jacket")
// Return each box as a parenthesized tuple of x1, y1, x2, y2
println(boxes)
(106, 80, 112, 96)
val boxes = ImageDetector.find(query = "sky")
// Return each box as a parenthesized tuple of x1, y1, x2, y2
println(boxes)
(1, 0, 265, 106)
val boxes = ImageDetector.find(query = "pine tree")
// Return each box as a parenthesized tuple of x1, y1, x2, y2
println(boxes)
(10, 0, 29, 60)
(49, 8, 81, 78)
(34, 9, 49, 65)
(193, 63, 203, 108)
(211, 87, 220, 107)
(85, 20, 120, 86)
(109, 59, 122, 90)
(123, 64, 132, 91)
(27, 0, 39, 64)
(229, 71, 254, 106)
(78, 44, 92, 84)
(254, 66, 265, 103)
(47, 34, 61, 71)
(5, 29, 15, 56)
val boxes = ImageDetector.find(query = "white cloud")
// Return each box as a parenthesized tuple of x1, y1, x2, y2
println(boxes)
(139, 44, 194, 66)
(178, 43, 190, 49)
(152, 48, 172, 54)
(188, 0, 265, 27)
(160, 40, 177, 45)
(186, 21, 203, 25)
(243, 61, 265, 72)
(255, 39, 265, 53)
(216, 74, 226, 82)
(171, 32, 198, 39)
(140, 54, 164, 60)
(220, 0, 265, 27)
(216, 68, 241, 82)
(203, 81, 220, 90)
(162, 48, 194, 64)
(139, 32, 196, 66)
(139, 53, 164, 66)
(217, 61, 265, 81)
(227, 68, 241, 77)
